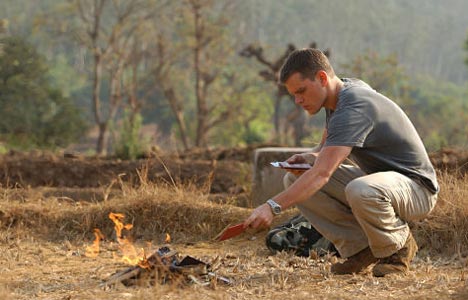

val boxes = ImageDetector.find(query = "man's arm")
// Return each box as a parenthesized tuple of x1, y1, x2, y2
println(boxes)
(243, 145, 352, 229)
(275, 145, 351, 209)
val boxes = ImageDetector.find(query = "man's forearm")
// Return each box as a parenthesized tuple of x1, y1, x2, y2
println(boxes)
(273, 145, 352, 212)
(272, 167, 330, 210)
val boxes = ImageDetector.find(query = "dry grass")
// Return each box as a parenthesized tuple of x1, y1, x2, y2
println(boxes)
(0, 171, 467, 299)
(414, 171, 468, 257)
(0, 182, 250, 244)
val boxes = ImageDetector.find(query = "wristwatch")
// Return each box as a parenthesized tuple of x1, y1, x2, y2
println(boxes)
(266, 199, 282, 215)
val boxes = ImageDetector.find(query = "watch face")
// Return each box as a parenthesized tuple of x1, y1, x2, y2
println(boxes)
(267, 199, 281, 215)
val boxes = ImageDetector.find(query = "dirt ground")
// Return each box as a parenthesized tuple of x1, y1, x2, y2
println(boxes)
(1, 146, 466, 190)
(0, 147, 467, 299)
(0, 233, 467, 300)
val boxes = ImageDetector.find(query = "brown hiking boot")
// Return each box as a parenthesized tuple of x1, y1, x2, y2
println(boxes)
(372, 232, 418, 277)
(331, 247, 379, 275)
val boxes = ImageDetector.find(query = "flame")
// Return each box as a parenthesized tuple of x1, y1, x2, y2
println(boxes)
(85, 228, 104, 258)
(108, 212, 148, 268)
(108, 212, 133, 240)
(165, 233, 171, 244)
(85, 212, 160, 269)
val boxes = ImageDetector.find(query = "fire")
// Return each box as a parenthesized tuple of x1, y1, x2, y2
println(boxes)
(85, 228, 104, 258)
(85, 212, 163, 269)
(165, 233, 171, 244)
(108, 212, 133, 240)
(108, 212, 147, 268)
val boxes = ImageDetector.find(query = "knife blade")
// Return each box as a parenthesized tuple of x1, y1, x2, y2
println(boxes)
(214, 223, 245, 241)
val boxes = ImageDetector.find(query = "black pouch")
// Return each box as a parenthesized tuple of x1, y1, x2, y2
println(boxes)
(265, 214, 339, 257)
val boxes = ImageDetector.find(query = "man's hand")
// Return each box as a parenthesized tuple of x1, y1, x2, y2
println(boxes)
(286, 153, 307, 164)
(286, 153, 317, 176)
(243, 203, 274, 229)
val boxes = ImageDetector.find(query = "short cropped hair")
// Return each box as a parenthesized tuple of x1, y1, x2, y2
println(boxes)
(279, 48, 334, 84)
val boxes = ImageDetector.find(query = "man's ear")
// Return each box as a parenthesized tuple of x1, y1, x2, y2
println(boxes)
(316, 70, 328, 86)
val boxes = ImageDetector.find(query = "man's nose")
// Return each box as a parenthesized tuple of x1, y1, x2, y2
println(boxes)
(295, 96, 303, 104)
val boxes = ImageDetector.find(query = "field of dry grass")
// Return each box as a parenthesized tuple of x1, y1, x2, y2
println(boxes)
(0, 155, 467, 299)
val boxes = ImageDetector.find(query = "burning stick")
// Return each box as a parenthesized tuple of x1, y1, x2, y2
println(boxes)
(96, 213, 232, 288)
(102, 246, 232, 288)
(102, 246, 179, 287)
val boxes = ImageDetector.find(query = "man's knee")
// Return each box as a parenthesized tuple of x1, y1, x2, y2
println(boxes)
(345, 178, 382, 208)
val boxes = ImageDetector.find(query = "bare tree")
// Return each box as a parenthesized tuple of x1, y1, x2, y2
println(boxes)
(72, 0, 158, 154)
(186, 0, 237, 147)
(147, 32, 190, 150)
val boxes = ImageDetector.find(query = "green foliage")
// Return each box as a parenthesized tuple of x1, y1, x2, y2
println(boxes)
(209, 66, 273, 147)
(48, 54, 87, 98)
(410, 76, 468, 150)
(0, 36, 87, 149)
(0, 143, 7, 154)
(2, 0, 467, 150)
(340, 51, 413, 107)
(243, 119, 269, 145)
(300, 125, 324, 148)
(114, 110, 149, 160)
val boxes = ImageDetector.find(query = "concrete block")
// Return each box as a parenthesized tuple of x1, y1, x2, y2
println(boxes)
(250, 147, 313, 207)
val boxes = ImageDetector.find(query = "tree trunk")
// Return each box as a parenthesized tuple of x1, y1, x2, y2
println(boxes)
(96, 122, 108, 155)
(286, 105, 307, 146)
(164, 88, 189, 150)
(273, 93, 281, 143)
(92, 53, 105, 155)
(128, 63, 139, 121)
(90, 0, 107, 155)
(193, 2, 208, 147)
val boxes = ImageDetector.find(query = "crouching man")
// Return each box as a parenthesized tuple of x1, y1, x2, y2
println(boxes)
(243, 49, 439, 276)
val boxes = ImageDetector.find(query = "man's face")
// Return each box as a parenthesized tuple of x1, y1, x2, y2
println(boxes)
(284, 72, 326, 115)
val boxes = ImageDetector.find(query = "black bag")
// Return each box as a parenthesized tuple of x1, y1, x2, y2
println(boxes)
(265, 214, 339, 257)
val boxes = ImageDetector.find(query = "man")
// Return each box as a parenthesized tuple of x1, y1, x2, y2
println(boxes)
(243, 48, 439, 276)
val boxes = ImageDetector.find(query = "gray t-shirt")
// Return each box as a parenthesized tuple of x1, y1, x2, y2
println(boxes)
(324, 78, 439, 194)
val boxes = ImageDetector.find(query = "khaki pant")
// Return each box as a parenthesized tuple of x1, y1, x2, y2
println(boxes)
(283, 158, 437, 258)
